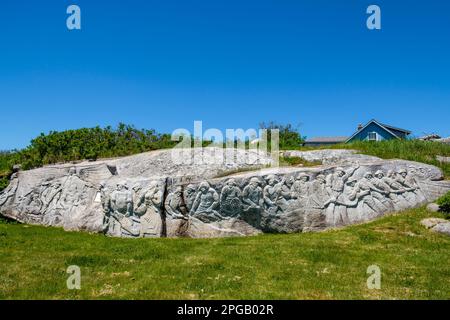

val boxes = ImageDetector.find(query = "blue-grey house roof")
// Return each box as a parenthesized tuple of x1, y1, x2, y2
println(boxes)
(345, 119, 411, 143)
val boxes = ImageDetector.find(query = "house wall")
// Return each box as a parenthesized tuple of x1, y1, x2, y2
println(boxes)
(347, 122, 397, 143)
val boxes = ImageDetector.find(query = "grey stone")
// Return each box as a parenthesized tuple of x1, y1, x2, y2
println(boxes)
(1, 148, 450, 238)
(426, 203, 441, 213)
(432, 222, 450, 236)
(282, 149, 380, 166)
(436, 156, 450, 163)
(421, 218, 447, 229)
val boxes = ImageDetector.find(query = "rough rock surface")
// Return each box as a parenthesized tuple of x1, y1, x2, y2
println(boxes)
(426, 203, 441, 213)
(421, 218, 450, 236)
(282, 149, 380, 165)
(1, 148, 450, 238)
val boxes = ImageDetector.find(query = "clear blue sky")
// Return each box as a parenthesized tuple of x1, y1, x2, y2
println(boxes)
(1, 0, 449, 150)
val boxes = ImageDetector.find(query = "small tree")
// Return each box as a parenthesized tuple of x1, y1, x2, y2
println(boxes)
(259, 122, 305, 150)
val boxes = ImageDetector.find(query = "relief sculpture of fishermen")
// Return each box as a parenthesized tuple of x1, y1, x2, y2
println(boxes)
(220, 179, 242, 217)
(190, 182, 221, 221)
(242, 178, 264, 214)
(106, 183, 139, 237)
(135, 181, 164, 237)
(263, 175, 286, 215)
(325, 165, 359, 226)
(165, 186, 188, 220)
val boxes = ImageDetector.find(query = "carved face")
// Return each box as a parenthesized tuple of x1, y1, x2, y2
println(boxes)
(365, 174, 373, 180)
(285, 176, 294, 186)
(116, 184, 126, 191)
(376, 173, 384, 179)
(301, 176, 309, 182)
(337, 171, 345, 177)
(199, 182, 210, 194)
(226, 179, 236, 187)
(249, 178, 260, 188)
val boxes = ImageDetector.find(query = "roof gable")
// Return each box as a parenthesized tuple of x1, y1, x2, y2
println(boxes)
(345, 119, 407, 143)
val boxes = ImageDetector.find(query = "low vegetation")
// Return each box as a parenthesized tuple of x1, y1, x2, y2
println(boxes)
(0, 207, 448, 300)
(0, 122, 305, 192)
(0, 124, 179, 191)
(437, 191, 450, 217)
(280, 156, 322, 168)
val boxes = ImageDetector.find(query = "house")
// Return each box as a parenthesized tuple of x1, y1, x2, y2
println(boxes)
(345, 119, 411, 143)
(303, 136, 348, 147)
(417, 134, 442, 141)
(303, 119, 411, 146)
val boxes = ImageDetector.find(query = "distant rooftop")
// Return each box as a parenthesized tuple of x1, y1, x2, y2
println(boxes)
(305, 136, 348, 143)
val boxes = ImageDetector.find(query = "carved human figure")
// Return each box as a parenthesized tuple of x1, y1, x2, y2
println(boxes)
(242, 178, 264, 213)
(184, 184, 197, 212)
(302, 174, 329, 232)
(371, 170, 395, 212)
(354, 172, 387, 219)
(136, 181, 164, 237)
(165, 186, 188, 220)
(309, 174, 329, 209)
(291, 173, 312, 208)
(220, 179, 242, 217)
(325, 165, 360, 198)
(383, 171, 410, 210)
(395, 168, 423, 203)
(190, 182, 221, 219)
(324, 165, 359, 225)
(399, 168, 427, 203)
(263, 175, 285, 215)
(281, 176, 295, 200)
(108, 183, 139, 237)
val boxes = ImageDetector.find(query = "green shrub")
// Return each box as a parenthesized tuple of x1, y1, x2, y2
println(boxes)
(436, 191, 450, 217)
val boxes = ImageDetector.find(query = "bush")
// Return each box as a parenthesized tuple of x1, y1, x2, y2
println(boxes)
(0, 124, 179, 192)
(259, 122, 306, 150)
(436, 191, 450, 217)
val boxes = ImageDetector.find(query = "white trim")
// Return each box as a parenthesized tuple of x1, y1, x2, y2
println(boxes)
(368, 132, 378, 141)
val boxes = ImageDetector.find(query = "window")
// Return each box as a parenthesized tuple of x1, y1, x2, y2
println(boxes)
(368, 132, 378, 141)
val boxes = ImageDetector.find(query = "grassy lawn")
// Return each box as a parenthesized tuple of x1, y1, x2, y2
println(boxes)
(0, 207, 449, 300)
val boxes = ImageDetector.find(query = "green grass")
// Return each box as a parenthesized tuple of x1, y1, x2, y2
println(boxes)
(1, 207, 449, 300)
(280, 156, 322, 167)
(296, 140, 450, 179)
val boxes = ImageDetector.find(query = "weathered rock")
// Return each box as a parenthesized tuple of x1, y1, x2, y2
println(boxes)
(1, 148, 450, 238)
(436, 156, 450, 163)
(432, 222, 450, 236)
(421, 218, 450, 236)
(421, 218, 447, 229)
(283, 149, 384, 166)
(426, 203, 441, 213)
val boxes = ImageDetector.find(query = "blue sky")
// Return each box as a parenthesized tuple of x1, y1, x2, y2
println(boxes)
(0, 0, 449, 150)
